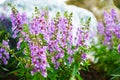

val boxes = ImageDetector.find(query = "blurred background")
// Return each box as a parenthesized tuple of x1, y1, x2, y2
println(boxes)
(0, 0, 120, 21)
(66, 0, 120, 20)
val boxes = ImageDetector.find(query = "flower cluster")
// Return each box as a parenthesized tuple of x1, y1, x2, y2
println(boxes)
(48, 17, 74, 69)
(10, 10, 27, 38)
(0, 40, 10, 65)
(28, 12, 49, 77)
(76, 27, 89, 47)
(30, 45, 48, 77)
(10, 7, 90, 77)
(97, 9, 120, 52)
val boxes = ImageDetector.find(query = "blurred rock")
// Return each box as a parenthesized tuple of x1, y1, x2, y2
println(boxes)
(0, 0, 97, 44)
(0, 0, 6, 4)
(66, 0, 120, 21)
(113, 0, 120, 9)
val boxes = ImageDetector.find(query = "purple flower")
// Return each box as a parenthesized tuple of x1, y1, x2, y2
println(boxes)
(118, 44, 120, 53)
(31, 68, 37, 76)
(97, 22, 105, 34)
(30, 44, 48, 77)
(0, 40, 10, 65)
(68, 56, 73, 64)
(104, 11, 115, 28)
(3, 51, 9, 59)
(98, 9, 120, 47)
(17, 38, 23, 50)
(67, 48, 73, 55)
(54, 62, 60, 69)
(12, 31, 18, 38)
(76, 28, 89, 46)
(114, 25, 120, 39)
(29, 16, 47, 36)
(10, 12, 27, 38)
(0, 52, 2, 59)
(41, 69, 47, 77)
(52, 57, 56, 64)
(2, 57, 8, 65)
(81, 53, 87, 60)
(2, 40, 9, 49)
(111, 9, 117, 20)
(56, 50, 64, 59)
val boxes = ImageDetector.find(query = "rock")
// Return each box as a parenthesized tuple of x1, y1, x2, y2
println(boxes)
(113, 0, 120, 9)
(0, 0, 97, 44)
(0, 0, 6, 4)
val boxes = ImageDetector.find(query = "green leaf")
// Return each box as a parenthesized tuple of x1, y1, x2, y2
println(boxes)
(64, 11, 68, 18)
(1, 67, 9, 71)
(23, 24, 29, 32)
(72, 63, 78, 76)
(8, 69, 21, 75)
(76, 73, 83, 80)
(56, 12, 60, 18)
(39, 34, 44, 39)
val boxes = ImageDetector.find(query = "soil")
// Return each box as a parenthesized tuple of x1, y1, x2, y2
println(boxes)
(0, 72, 18, 80)
(80, 65, 110, 80)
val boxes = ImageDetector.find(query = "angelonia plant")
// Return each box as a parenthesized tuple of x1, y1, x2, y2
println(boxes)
(0, 4, 91, 79)
(92, 9, 120, 79)
(97, 9, 120, 51)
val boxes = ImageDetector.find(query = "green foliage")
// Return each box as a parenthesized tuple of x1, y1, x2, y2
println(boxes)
(80, 16, 91, 27)
(0, 31, 9, 42)
(111, 68, 120, 80)
(91, 42, 120, 77)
